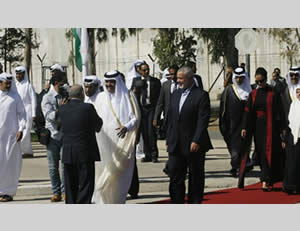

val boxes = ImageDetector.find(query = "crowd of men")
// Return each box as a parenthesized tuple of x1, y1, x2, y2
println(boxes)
(0, 59, 300, 204)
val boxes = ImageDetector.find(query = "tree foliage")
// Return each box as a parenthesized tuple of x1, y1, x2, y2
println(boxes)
(96, 28, 142, 44)
(152, 29, 197, 70)
(269, 28, 300, 66)
(192, 28, 240, 68)
(24, 28, 40, 76)
(0, 28, 26, 72)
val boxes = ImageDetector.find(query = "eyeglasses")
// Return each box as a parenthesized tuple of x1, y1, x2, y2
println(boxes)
(255, 79, 266, 84)
(140, 69, 149, 72)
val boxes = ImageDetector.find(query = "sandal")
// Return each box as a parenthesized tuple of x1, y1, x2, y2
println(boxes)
(0, 195, 13, 202)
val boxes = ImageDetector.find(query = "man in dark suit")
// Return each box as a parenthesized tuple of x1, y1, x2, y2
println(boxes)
(167, 66, 213, 204)
(153, 65, 179, 132)
(186, 61, 203, 90)
(58, 84, 103, 204)
(131, 62, 161, 163)
(153, 64, 179, 174)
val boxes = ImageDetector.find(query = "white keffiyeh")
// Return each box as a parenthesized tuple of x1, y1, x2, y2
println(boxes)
(288, 87, 300, 145)
(232, 67, 252, 100)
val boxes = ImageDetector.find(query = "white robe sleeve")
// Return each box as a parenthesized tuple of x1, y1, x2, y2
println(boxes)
(123, 112, 136, 132)
(16, 94, 27, 132)
(29, 84, 37, 117)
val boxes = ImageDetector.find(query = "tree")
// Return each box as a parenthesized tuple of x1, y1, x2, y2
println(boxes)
(95, 28, 142, 69)
(24, 28, 40, 79)
(65, 29, 75, 83)
(192, 28, 240, 68)
(87, 28, 96, 75)
(152, 29, 197, 70)
(269, 28, 300, 66)
(0, 28, 26, 72)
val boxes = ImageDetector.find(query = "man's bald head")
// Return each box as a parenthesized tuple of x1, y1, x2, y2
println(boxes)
(69, 84, 84, 102)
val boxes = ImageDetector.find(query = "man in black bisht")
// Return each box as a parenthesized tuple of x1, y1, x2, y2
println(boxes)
(219, 67, 253, 177)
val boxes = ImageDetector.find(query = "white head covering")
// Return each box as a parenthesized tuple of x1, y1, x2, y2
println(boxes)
(126, 60, 145, 89)
(161, 68, 170, 84)
(0, 72, 12, 81)
(82, 75, 101, 101)
(288, 87, 300, 145)
(83, 75, 100, 86)
(232, 67, 252, 100)
(15, 66, 30, 100)
(15, 66, 28, 81)
(0, 72, 17, 94)
(103, 71, 134, 126)
(287, 66, 300, 100)
(50, 63, 64, 72)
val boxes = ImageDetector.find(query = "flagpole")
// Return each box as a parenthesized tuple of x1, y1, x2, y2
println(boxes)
(80, 28, 89, 77)
(82, 65, 88, 77)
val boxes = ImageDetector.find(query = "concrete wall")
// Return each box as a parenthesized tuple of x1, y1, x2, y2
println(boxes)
(22, 28, 292, 99)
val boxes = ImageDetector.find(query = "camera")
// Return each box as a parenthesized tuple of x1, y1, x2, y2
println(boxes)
(59, 84, 70, 100)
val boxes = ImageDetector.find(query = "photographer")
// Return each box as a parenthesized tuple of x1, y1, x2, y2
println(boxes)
(41, 71, 69, 202)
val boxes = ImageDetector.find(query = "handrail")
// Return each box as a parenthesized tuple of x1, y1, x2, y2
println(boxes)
(208, 65, 225, 93)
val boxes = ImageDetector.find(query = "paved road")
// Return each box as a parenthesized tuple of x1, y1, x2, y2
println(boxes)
(10, 124, 260, 204)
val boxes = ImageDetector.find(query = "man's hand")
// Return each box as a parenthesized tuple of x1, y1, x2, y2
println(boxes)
(153, 120, 158, 127)
(190, 142, 200, 153)
(116, 126, 128, 139)
(282, 142, 286, 149)
(16, 131, 23, 142)
(32, 116, 36, 121)
(60, 98, 69, 106)
(241, 129, 247, 138)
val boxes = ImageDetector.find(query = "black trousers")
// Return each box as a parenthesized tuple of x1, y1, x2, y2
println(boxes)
(140, 106, 159, 160)
(128, 157, 139, 196)
(64, 162, 95, 204)
(168, 151, 205, 204)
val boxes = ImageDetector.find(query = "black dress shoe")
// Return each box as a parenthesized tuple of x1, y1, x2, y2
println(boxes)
(141, 157, 152, 162)
(245, 165, 254, 173)
(163, 167, 169, 176)
(23, 153, 34, 158)
(130, 194, 139, 199)
(152, 158, 158, 163)
(230, 168, 237, 177)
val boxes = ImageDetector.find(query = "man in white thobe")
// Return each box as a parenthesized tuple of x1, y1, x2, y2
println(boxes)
(0, 73, 26, 202)
(82, 75, 102, 105)
(15, 66, 37, 158)
(92, 71, 141, 204)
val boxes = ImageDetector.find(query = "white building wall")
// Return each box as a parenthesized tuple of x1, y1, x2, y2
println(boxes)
(20, 28, 294, 99)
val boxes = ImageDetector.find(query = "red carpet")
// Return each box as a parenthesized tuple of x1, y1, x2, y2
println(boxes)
(154, 182, 300, 204)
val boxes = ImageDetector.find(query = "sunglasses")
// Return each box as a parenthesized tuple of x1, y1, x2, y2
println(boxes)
(255, 79, 266, 84)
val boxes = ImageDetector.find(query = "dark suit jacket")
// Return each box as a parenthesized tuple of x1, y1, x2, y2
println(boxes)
(131, 76, 161, 109)
(194, 74, 203, 90)
(154, 80, 172, 122)
(166, 86, 213, 155)
(58, 99, 103, 164)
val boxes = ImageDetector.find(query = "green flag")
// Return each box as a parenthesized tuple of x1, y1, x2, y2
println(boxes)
(72, 28, 82, 72)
